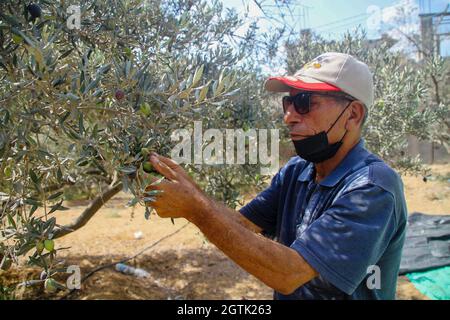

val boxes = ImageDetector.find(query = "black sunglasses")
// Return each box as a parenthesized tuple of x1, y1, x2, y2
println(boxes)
(282, 92, 354, 115)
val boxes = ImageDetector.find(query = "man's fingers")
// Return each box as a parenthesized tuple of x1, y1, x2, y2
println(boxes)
(150, 154, 176, 180)
(151, 153, 193, 182)
(145, 200, 162, 209)
(144, 183, 159, 192)
(154, 153, 180, 170)
(146, 175, 162, 186)
(143, 184, 164, 207)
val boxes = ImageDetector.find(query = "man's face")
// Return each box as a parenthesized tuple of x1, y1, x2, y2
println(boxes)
(284, 88, 350, 143)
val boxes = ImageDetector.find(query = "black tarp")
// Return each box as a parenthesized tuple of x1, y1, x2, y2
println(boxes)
(399, 212, 450, 275)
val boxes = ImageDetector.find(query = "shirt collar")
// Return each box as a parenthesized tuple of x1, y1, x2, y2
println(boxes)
(297, 139, 370, 187)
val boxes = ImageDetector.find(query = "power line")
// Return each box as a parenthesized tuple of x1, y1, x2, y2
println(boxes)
(313, 12, 370, 30)
(316, 15, 370, 33)
(312, 1, 426, 33)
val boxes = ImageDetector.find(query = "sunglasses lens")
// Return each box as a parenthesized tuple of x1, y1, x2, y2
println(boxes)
(293, 93, 310, 114)
(282, 93, 311, 114)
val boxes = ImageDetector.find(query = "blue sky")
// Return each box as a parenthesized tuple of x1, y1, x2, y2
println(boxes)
(224, 0, 450, 56)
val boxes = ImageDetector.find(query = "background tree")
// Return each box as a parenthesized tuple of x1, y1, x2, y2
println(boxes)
(362, 0, 449, 163)
(283, 28, 447, 174)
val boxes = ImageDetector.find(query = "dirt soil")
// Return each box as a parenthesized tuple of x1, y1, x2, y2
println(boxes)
(1, 164, 449, 300)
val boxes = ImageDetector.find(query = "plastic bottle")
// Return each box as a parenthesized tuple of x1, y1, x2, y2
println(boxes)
(115, 263, 150, 278)
(134, 231, 143, 240)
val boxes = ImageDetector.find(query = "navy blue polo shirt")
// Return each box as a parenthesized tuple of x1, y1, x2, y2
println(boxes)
(240, 139, 407, 300)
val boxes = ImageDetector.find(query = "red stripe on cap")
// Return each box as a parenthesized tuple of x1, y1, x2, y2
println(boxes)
(269, 76, 342, 92)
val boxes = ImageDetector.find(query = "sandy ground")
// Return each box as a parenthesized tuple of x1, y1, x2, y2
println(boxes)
(1, 164, 449, 300)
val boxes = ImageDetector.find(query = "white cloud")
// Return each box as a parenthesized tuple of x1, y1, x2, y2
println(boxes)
(376, 0, 421, 59)
(381, 0, 419, 26)
(381, 5, 399, 24)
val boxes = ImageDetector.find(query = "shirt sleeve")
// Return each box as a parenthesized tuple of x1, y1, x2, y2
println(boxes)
(290, 183, 398, 295)
(239, 170, 282, 236)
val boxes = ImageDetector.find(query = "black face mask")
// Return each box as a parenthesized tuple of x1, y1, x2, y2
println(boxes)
(292, 102, 351, 163)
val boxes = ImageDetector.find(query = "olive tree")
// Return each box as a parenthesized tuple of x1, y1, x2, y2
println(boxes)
(0, 0, 277, 292)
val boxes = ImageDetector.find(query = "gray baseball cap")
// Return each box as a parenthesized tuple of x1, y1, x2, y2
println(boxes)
(265, 52, 374, 107)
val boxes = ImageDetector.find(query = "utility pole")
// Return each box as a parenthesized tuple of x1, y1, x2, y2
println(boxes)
(419, 14, 434, 58)
(418, 4, 449, 163)
(419, 9, 450, 58)
(293, 3, 311, 32)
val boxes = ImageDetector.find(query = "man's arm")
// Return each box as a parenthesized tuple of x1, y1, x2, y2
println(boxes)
(216, 201, 263, 234)
(189, 197, 318, 295)
(146, 153, 318, 294)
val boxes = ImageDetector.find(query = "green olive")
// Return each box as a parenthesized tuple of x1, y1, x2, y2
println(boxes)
(142, 162, 155, 174)
(44, 278, 58, 293)
(44, 239, 55, 252)
(3, 166, 12, 178)
(140, 147, 150, 156)
(12, 34, 22, 44)
(36, 241, 45, 254)
(140, 103, 152, 116)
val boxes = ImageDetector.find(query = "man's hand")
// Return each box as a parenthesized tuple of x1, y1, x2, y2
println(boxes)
(143, 154, 318, 294)
(144, 153, 210, 220)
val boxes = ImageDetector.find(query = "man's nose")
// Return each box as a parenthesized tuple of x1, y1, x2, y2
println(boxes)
(283, 103, 302, 125)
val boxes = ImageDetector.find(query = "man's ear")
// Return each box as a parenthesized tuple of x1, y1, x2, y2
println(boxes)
(346, 101, 365, 130)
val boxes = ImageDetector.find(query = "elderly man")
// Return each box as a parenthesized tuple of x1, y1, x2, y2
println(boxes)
(145, 52, 407, 300)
